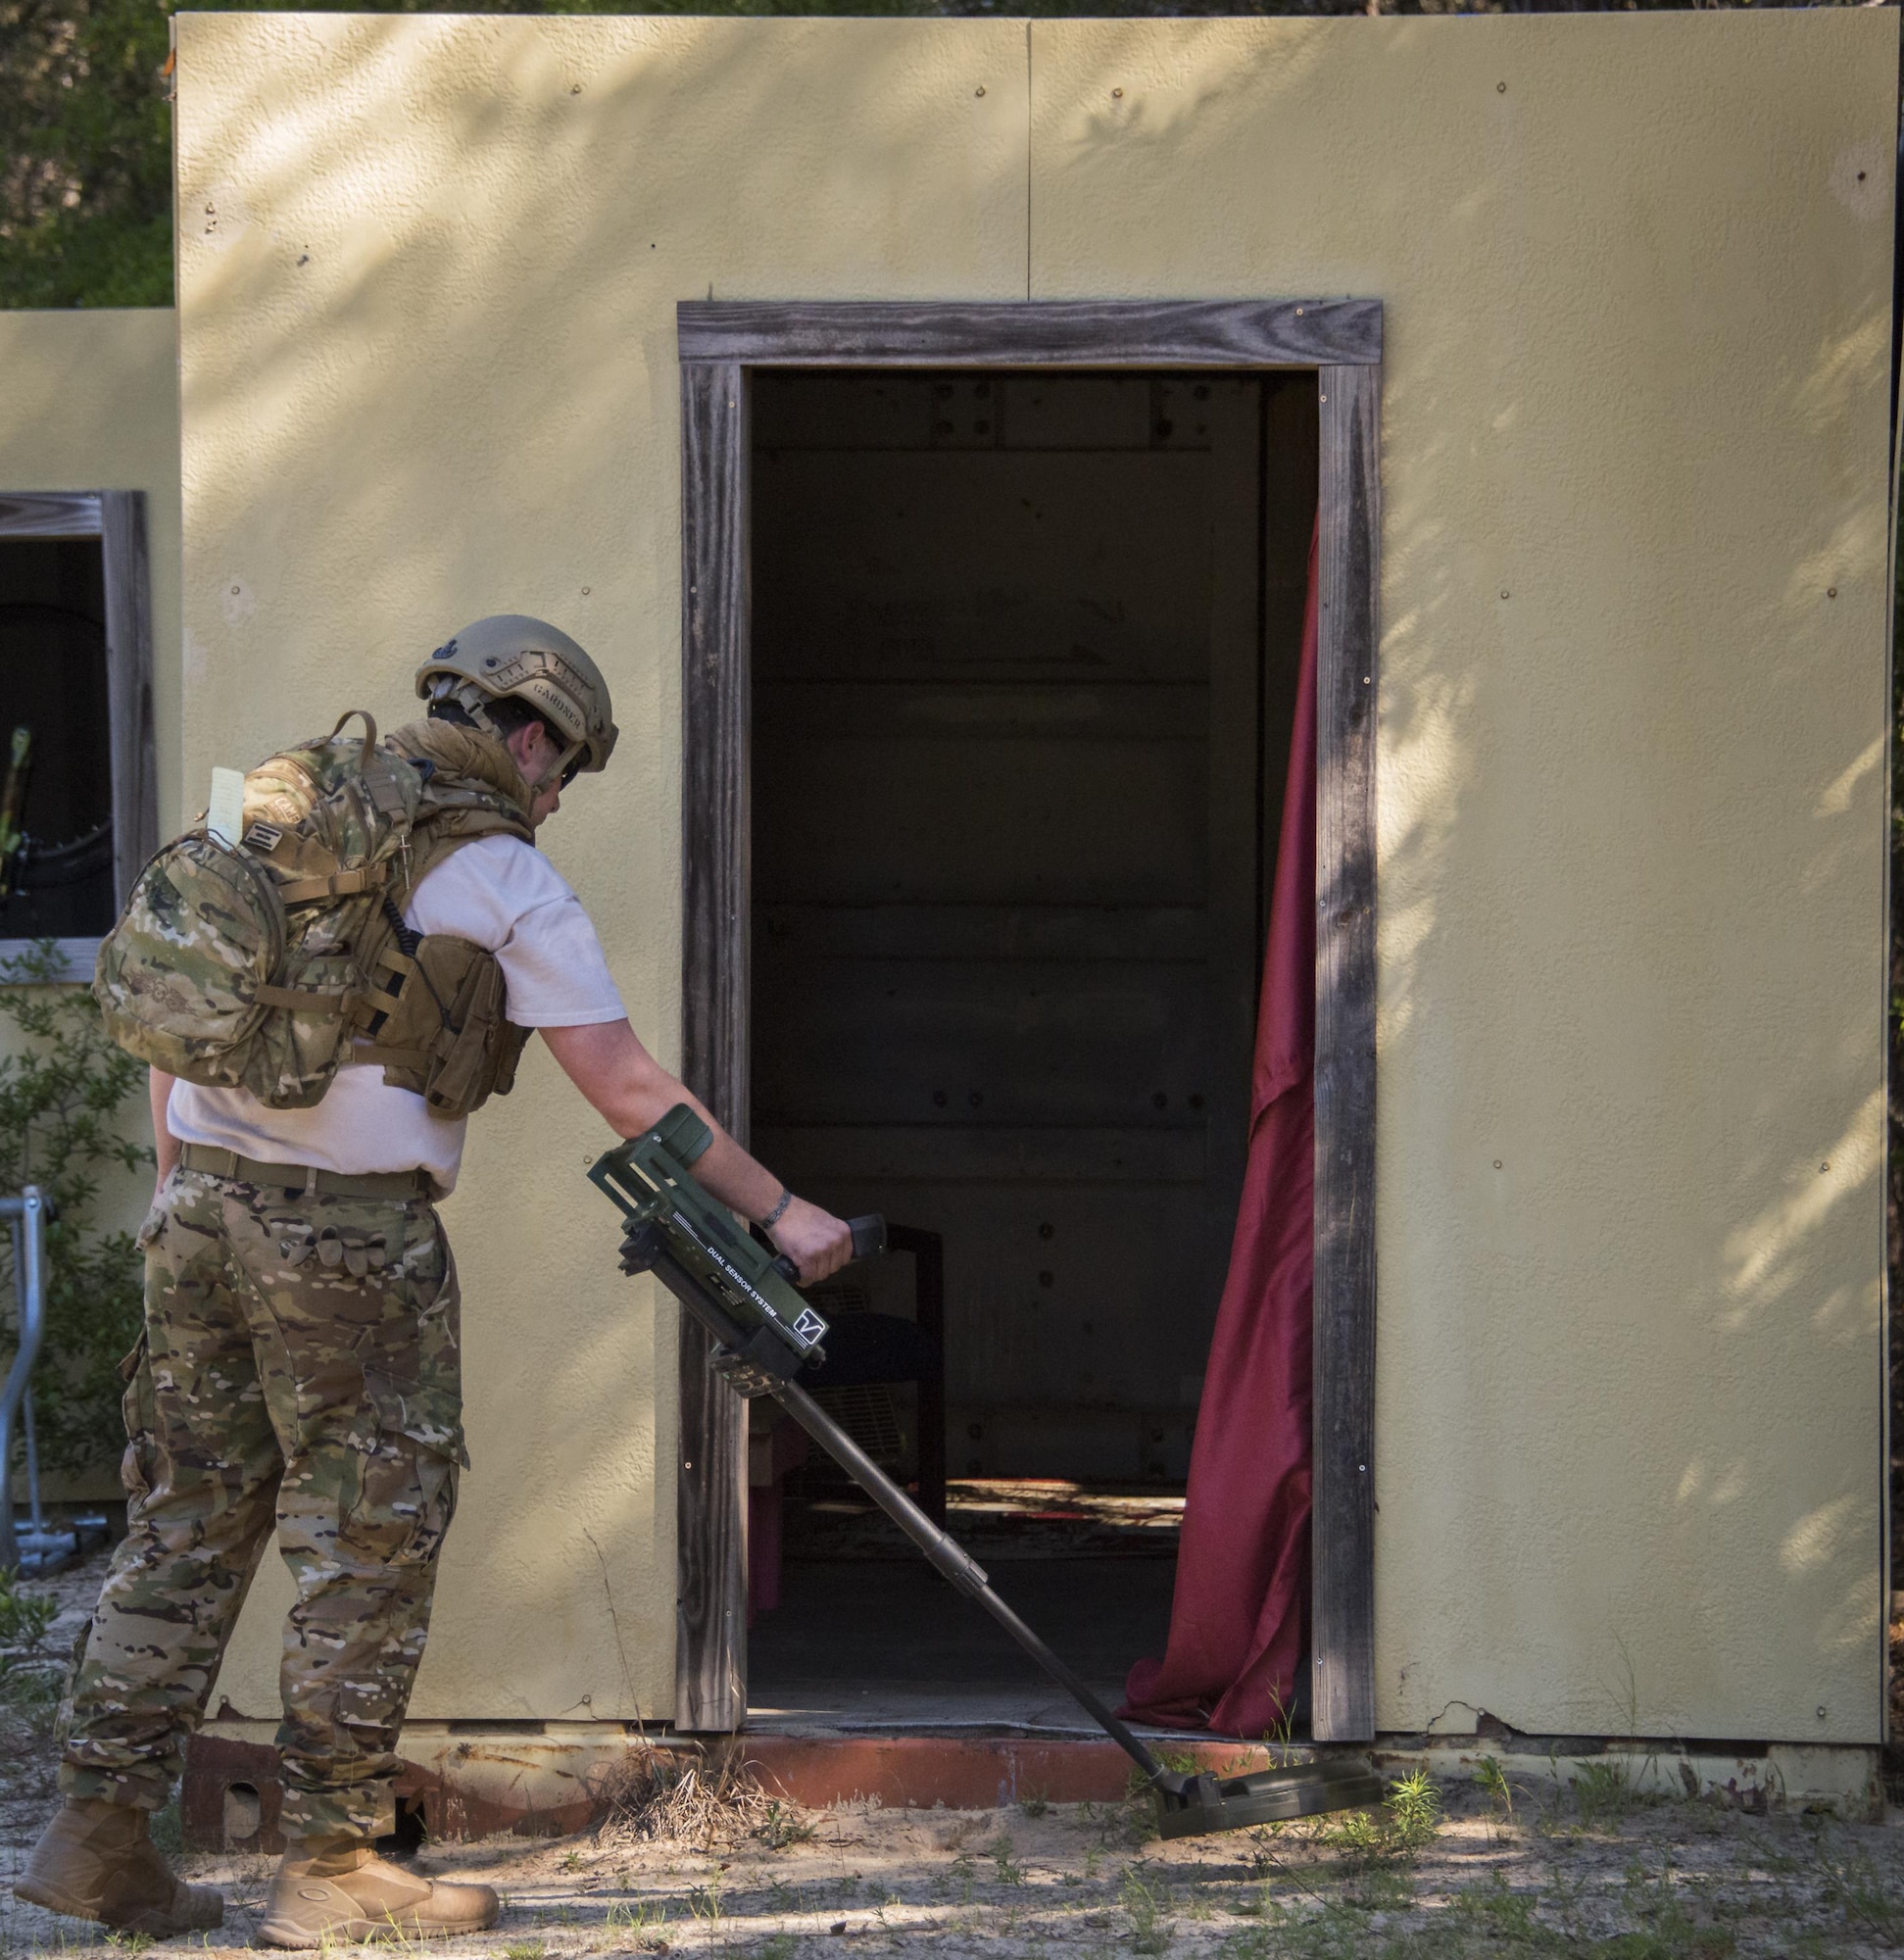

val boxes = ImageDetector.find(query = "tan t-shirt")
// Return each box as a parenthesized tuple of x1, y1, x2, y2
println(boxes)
(167, 835, 626, 1196)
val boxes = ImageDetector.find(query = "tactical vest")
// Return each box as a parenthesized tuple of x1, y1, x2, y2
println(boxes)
(96, 713, 537, 1118)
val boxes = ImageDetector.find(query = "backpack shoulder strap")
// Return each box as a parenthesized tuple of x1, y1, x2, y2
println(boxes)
(383, 715, 536, 905)
(403, 806, 533, 898)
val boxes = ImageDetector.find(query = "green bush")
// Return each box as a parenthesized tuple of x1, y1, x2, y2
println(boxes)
(0, 1564, 59, 1658)
(0, 940, 150, 1477)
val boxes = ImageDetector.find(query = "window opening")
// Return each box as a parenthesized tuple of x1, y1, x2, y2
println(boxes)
(0, 533, 116, 938)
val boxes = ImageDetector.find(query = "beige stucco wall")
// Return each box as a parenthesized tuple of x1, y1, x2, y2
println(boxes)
(1029, 17, 1897, 1745)
(174, 12, 1896, 1740)
(174, 14, 1031, 1724)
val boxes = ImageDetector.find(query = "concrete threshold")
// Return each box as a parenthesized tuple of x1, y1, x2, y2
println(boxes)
(739, 1681, 1296, 1807)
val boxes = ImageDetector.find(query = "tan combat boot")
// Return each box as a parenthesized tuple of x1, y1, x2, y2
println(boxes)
(13, 1797, 224, 1935)
(258, 1838, 500, 1947)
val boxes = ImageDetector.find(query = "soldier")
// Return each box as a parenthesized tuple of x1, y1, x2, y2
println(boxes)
(14, 618, 852, 1945)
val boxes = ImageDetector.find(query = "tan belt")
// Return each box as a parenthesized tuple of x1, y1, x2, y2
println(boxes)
(177, 1143, 430, 1202)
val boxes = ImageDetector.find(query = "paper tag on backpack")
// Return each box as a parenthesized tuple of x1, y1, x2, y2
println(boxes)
(207, 766, 246, 850)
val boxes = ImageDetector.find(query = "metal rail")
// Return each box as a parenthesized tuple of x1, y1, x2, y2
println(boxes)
(0, 1189, 47, 1572)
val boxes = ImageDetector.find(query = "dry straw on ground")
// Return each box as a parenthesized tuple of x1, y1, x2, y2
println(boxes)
(589, 1744, 798, 1850)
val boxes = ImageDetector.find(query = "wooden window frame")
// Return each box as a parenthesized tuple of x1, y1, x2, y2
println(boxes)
(0, 491, 156, 978)
(675, 301, 1381, 1741)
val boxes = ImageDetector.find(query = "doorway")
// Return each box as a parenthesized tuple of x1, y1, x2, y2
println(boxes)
(743, 368, 1315, 1726)
(675, 302, 1380, 1740)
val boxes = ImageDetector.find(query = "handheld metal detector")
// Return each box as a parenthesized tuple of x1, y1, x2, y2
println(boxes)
(590, 1104, 1382, 1838)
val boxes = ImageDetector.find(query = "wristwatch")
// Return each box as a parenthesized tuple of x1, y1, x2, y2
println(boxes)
(760, 1188, 794, 1229)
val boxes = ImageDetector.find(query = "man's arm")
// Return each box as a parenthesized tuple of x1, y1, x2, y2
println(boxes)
(539, 1019, 853, 1283)
(149, 1068, 179, 1196)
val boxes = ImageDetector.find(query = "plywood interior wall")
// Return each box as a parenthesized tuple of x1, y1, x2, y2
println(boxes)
(753, 369, 1314, 1481)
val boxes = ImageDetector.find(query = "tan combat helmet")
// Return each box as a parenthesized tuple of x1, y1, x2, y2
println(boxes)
(415, 614, 618, 788)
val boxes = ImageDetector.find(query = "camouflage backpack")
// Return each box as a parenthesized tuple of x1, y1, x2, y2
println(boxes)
(95, 711, 536, 1114)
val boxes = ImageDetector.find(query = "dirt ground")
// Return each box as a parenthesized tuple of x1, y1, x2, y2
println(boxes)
(3, 1555, 1904, 1957)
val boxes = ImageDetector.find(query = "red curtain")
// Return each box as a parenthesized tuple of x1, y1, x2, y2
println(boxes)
(1120, 519, 1318, 1739)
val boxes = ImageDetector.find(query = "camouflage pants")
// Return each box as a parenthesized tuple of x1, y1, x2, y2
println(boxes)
(59, 1165, 465, 1843)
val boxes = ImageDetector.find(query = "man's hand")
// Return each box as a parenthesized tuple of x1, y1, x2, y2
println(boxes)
(770, 1197, 854, 1287)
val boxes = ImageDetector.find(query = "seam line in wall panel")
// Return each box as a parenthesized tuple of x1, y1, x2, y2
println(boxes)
(1025, 23, 1032, 301)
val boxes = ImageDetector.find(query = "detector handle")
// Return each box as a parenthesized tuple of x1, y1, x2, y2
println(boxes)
(768, 1213, 887, 1285)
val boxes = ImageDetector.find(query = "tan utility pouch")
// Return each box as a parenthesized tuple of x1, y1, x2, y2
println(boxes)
(363, 934, 531, 1119)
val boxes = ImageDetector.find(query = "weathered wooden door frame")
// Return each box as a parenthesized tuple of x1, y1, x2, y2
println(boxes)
(675, 300, 1381, 1740)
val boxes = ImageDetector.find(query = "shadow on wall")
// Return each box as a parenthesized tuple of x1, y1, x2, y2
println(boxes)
(175, 14, 1893, 1737)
